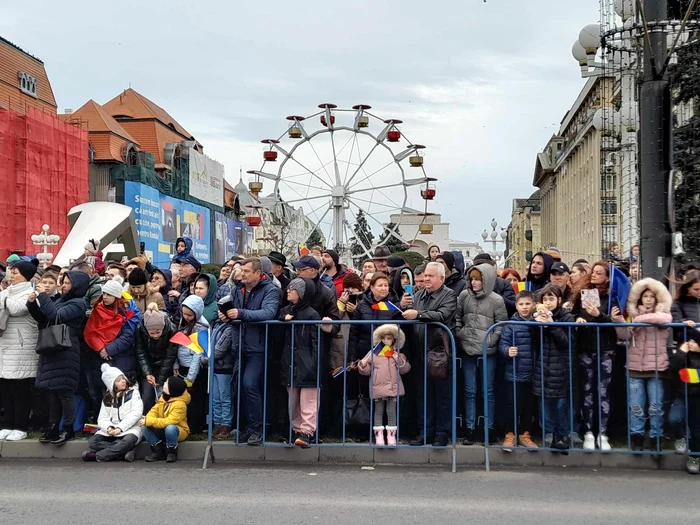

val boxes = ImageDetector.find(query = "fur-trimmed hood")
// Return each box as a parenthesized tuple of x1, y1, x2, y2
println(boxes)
(627, 278, 672, 317)
(372, 324, 406, 350)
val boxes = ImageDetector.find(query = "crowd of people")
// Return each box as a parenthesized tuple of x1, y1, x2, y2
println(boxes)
(0, 238, 699, 473)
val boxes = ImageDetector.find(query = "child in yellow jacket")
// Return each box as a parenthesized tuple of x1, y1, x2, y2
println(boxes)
(139, 375, 190, 463)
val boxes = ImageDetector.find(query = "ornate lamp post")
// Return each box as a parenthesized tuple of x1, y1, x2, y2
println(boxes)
(481, 218, 508, 266)
(31, 224, 60, 269)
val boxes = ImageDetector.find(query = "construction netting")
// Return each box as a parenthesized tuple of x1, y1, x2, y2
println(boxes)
(0, 107, 89, 260)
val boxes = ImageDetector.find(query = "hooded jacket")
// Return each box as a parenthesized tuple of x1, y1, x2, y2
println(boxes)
(128, 284, 165, 315)
(175, 295, 210, 382)
(85, 274, 106, 314)
(456, 263, 508, 357)
(135, 316, 178, 385)
(532, 306, 577, 398)
(197, 273, 219, 324)
(96, 365, 143, 440)
(348, 287, 403, 362)
(358, 324, 411, 399)
(444, 268, 467, 296)
(616, 278, 672, 373)
(525, 252, 554, 293)
(31, 271, 89, 391)
(279, 278, 322, 388)
(498, 313, 535, 382)
(153, 269, 179, 319)
(0, 281, 39, 380)
(144, 389, 191, 441)
(172, 237, 193, 263)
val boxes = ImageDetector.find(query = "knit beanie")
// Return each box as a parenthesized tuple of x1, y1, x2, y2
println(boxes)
(167, 375, 187, 398)
(323, 249, 340, 267)
(387, 255, 406, 270)
(288, 278, 306, 298)
(144, 307, 167, 331)
(128, 267, 148, 286)
(100, 363, 126, 391)
(342, 272, 363, 291)
(84, 239, 100, 256)
(469, 269, 483, 281)
(439, 252, 455, 272)
(102, 279, 124, 298)
(13, 260, 38, 282)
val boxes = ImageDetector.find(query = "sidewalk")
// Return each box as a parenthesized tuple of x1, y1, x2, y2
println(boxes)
(0, 439, 688, 470)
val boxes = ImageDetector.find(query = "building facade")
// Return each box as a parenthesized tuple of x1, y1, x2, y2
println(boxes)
(533, 75, 617, 263)
(0, 37, 57, 115)
(389, 210, 449, 256)
(507, 191, 541, 275)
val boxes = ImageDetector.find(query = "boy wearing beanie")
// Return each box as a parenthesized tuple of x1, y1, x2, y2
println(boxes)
(127, 267, 165, 314)
(140, 375, 190, 463)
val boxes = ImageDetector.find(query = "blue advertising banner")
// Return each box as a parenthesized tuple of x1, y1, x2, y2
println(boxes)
(124, 181, 211, 268)
(213, 211, 249, 262)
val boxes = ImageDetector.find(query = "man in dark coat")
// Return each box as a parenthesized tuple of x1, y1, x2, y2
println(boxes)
(436, 252, 467, 296)
(321, 249, 350, 298)
(525, 251, 554, 294)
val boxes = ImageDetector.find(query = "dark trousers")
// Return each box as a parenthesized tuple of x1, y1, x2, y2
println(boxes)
(415, 366, 452, 440)
(505, 381, 535, 435)
(140, 377, 162, 415)
(179, 366, 208, 434)
(242, 353, 265, 435)
(0, 378, 33, 431)
(688, 397, 700, 454)
(88, 433, 138, 462)
(48, 389, 75, 427)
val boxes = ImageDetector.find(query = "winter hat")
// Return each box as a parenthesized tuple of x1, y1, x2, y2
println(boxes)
(101, 279, 124, 298)
(469, 268, 483, 280)
(342, 272, 363, 291)
(544, 247, 562, 261)
(6, 254, 21, 265)
(267, 251, 286, 267)
(100, 363, 126, 391)
(166, 375, 187, 398)
(182, 294, 205, 319)
(128, 267, 148, 286)
(259, 256, 273, 276)
(179, 255, 202, 271)
(387, 255, 406, 270)
(323, 249, 340, 267)
(473, 253, 496, 267)
(288, 278, 306, 298)
(111, 274, 125, 287)
(144, 307, 167, 331)
(84, 239, 100, 256)
(372, 246, 391, 260)
(438, 252, 455, 272)
(13, 260, 39, 282)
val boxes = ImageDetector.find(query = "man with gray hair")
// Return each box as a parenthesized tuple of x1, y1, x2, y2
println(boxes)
(403, 261, 457, 447)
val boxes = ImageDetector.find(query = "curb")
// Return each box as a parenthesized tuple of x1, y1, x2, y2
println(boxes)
(0, 440, 688, 470)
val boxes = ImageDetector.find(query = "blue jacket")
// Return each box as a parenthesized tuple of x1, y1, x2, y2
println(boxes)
(172, 237, 193, 263)
(100, 301, 139, 376)
(319, 273, 337, 297)
(498, 313, 534, 383)
(226, 275, 280, 355)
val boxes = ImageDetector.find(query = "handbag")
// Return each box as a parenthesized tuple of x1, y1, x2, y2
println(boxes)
(0, 297, 8, 335)
(345, 374, 371, 428)
(427, 346, 449, 380)
(36, 311, 72, 355)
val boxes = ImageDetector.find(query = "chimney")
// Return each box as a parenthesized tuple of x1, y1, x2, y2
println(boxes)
(64, 108, 73, 114)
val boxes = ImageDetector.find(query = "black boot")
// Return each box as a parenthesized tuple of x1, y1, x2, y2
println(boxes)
(39, 425, 60, 444)
(145, 442, 166, 462)
(51, 427, 75, 446)
(165, 445, 178, 463)
(631, 434, 644, 452)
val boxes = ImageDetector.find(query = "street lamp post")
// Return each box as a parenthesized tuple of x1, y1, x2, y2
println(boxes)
(31, 224, 60, 269)
(481, 218, 508, 267)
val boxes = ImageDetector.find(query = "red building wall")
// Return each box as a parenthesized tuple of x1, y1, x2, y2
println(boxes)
(0, 107, 89, 260)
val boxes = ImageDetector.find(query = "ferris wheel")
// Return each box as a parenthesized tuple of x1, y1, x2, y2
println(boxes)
(246, 104, 436, 259)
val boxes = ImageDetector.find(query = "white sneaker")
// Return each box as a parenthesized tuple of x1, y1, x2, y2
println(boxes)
(5, 430, 27, 441)
(675, 438, 687, 455)
(0, 429, 12, 440)
(597, 434, 611, 452)
(583, 431, 595, 451)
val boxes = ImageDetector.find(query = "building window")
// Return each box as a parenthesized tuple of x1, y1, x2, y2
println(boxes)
(18, 72, 37, 98)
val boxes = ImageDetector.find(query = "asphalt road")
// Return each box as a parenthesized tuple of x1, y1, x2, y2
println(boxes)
(0, 461, 695, 524)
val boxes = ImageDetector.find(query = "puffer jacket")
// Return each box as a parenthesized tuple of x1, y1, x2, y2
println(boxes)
(358, 324, 411, 399)
(498, 313, 534, 382)
(532, 307, 577, 398)
(0, 281, 39, 379)
(144, 390, 191, 441)
(616, 278, 672, 372)
(444, 269, 467, 296)
(348, 288, 403, 361)
(455, 263, 508, 356)
(135, 317, 178, 384)
(96, 385, 143, 440)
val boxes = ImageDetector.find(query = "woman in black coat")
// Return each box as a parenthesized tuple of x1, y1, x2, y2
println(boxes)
(27, 270, 89, 445)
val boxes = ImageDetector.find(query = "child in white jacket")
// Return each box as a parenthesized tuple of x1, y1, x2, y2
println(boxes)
(82, 364, 143, 462)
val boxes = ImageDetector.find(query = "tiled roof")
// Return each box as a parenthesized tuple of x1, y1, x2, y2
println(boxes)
(0, 37, 57, 112)
(63, 100, 139, 144)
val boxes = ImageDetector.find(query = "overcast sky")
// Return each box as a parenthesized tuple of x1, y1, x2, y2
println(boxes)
(2, 0, 599, 247)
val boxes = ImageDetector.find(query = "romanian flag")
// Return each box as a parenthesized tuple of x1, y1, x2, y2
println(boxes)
(373, 341, 395, 358)
(170, 329, 210, 356)
(371, 301, 399, 312)
(83, 423, 100, 433)
(680, 368, 700, 384)
(297, 243, 310, 257)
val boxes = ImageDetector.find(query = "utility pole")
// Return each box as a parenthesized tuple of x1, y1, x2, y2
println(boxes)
(639, 0, 673, 281)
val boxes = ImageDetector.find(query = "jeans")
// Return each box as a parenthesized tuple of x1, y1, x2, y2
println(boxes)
(540, 397, 571, 437)
(463, 355, 496, 430)
(213, 373, 233, 426)
(669, 397, 686, 439)
(242, 352, 265, 435)
(140, 378, 163, 415)
(88, 434, 138, 461)
(142, 424, 180, 448)
(628, 377, 664, 438)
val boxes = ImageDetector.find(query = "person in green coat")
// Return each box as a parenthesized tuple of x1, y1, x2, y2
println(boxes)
(194, 274, 219, 325)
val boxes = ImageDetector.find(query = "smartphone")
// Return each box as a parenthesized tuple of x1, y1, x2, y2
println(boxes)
(347, 293, 359, 305)
(611, 297, 621, 312)
(404, 284, 414, 297)
(218, 299, 234, 313)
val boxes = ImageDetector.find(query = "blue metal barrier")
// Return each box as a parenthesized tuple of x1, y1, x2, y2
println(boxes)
(203, 319, 459, 471)
(481, 320, 695, 471)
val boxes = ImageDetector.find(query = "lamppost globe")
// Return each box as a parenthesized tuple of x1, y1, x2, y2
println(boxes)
(42, 224, 49, 233)
(572, 41, 588, 63)
(500, 230, 508, 241)
(481, 230, 488, 241)
(490, 230, 498, 240)
(578, 24, 601, 53)
(490, 219, 498, 230)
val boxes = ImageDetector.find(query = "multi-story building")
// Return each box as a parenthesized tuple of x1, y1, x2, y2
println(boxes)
(533, 75, 617, 263)
(507, 190, 541, 275)
(0, 36, 56, 115)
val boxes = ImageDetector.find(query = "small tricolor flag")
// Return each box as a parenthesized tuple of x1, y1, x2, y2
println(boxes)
(331, 365, 347, 378)
(680, 368, 700, 384)
(297, 243, 310, 257)
(371, 301, 399, 312)
(83, 423, 100, 433)
(170, 329, 209, 356)
(373, 341, 395, 358)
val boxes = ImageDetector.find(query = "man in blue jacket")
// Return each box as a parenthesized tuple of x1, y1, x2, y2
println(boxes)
(218, 258, 281, 446)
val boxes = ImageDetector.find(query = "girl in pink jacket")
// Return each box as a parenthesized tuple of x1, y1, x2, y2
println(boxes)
(358, 325, 411, 447)
(613, 278, 672, 451)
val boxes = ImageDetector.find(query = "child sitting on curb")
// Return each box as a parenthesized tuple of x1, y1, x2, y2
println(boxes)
(139, 375, 190, 463)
